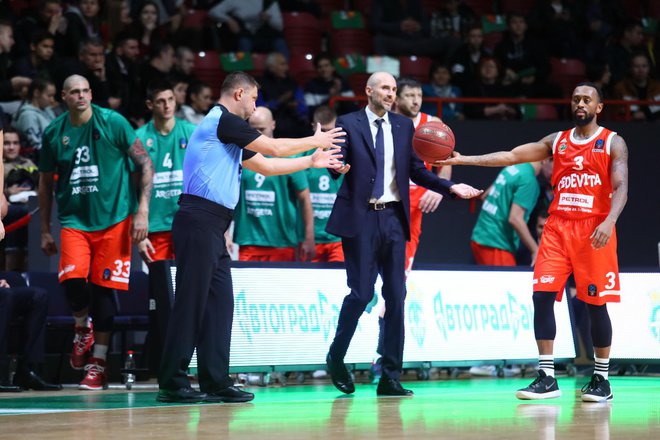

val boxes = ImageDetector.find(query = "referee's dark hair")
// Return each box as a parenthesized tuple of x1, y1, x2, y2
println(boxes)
(221, 72, 260, 96)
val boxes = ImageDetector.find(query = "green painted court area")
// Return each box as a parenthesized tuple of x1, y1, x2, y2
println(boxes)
(1, 377, 658, 439)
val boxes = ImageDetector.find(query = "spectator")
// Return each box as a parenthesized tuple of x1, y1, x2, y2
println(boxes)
(139, 40, 175, 96)
(173, 45, 195, 84)
(106, 31, 141, 119)
(464, 57, 520, 120)
(586, 62, 612, 98)
(607, 21, 647, 85)
(209, 0, 288, 56)
(170, 74, 189, 118)
(612, 52, 660, 121)
(13, 0, 64, 58)
(0, 21, 32, 102)
(450, 25, 492, 90)
(58, 0, 104, 58)
(429, 0, 476, 62)
(12, 79, 57, 154)
(12, 30, 56, 81)
(528, 0, 583, 58)
(233, 106, 315, 262)
(127, 1, 162, 58)
(303, 53, 354, 119)
(0, 271, 62, 391)
(494, 13, 556, 98)
(371, 0, 445, 58)
(421, 62, 464, 120)
(179, 82, 212, 125)
(3, 129, 38, 271)
(258, 52, 310, 138)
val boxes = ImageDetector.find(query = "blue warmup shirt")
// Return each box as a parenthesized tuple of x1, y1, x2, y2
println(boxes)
(182, 104, 260, 208)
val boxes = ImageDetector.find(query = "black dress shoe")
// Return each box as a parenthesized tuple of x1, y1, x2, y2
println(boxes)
(326, 353, 355, 394)
(157, 387, 207, 403)
(15, 371, 62, 391)
(204, 386, 254, 403)
(376, 378, 413, 396)
(0, 383, 22, 393)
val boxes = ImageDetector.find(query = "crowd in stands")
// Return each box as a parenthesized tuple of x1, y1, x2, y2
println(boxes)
(0, 0, 659, 271)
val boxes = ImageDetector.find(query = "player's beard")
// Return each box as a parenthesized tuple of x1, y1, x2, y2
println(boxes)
(573, 112, 594, 126)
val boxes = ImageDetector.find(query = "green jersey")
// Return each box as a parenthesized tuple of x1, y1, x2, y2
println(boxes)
(471, 163, 540, 253)
(136, 118, 196, 232)
(39, 105, 138, 231)
(234, 166, 309, 248)
(305, 167, 343, 243)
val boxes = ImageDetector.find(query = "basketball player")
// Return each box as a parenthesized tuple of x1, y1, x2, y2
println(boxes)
(39, 75, 154, 390)
(136, 80, 196, 263)
(440, 82, 628, 402)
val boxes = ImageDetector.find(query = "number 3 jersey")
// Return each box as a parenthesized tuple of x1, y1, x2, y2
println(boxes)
(39, 105, 138, 231)
(136, 118, 196, 233)
(549, 126, 616, 220)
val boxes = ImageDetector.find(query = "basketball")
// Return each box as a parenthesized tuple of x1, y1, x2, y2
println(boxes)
(412, 121, 455, 163)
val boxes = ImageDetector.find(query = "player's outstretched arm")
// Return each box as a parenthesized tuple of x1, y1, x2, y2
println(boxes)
(246, 124, 346, 157)
(590, 135, 629, 249)
(438, 133, 556, 167)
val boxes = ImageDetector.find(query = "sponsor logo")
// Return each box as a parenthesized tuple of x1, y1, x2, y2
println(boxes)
(179, 137, 187, 149)
(433, 291, 532, 340)
(650, 293, 660, 343)
(70, 165, 99, 182)
(103, 268, 111, 280)
(58, 264, 76, 278)
(246, 207, 273, 217)
(558, 193, 594, 209)
(558, 143, 567, 153)
(155, 189, 182, 199)
(146, 138, 154, 147)
(313, 210, 332, 220)
(593, 139, 605, 152)
(588, 284, 597, 297)
(482, 200, 498, 216)
(154, 170, 183, 185)
(310, 193, 337, 205)
(71, 185, 99, 195)
(62, 136, 69, 146)
(557, 173, 602, 190)
(540, 275, 555, 284)
(245, 190, 275, 203)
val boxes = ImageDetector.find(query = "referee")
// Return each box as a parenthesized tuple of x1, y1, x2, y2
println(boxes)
(157, 72, 345, 403)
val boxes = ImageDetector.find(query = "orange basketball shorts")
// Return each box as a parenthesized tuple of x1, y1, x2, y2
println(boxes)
(311, 241, 344, 262)
(533, 216, 620, 306)
(59, 217, 132, 290)
(148, 231, 175, 261)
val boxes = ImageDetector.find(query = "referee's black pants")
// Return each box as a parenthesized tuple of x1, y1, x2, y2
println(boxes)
(158, 195, 234, 392)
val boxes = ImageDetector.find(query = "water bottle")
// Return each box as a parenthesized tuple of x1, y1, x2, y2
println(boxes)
(124, 350, 136, 390)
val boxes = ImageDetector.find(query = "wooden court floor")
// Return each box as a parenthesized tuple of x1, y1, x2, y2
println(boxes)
(0, 376, 658, 439)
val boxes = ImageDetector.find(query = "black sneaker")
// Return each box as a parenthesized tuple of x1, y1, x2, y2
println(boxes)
(157, 387, 207, 403)
(581, 374, 613, 402)
(515, 370, 561, 400)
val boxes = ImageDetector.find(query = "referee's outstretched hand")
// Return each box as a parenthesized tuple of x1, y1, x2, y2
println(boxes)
(310, 147, 343, 170)
(313, 123, 346, 150)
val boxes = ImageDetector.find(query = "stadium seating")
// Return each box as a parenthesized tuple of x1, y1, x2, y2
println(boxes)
(283, 12, 323, 56)
(550, 57, 587, 98)
(331, 29, 373, 56)
(399, 55, 433, 82)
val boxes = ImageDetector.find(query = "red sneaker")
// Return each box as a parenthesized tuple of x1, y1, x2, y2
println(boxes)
(70, 323, 94, 370)
(79, 357, 107, 391)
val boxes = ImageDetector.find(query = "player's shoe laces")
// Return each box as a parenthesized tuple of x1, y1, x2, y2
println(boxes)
(581, 374, 613, 402)
(515, 370, 561, 400)
(70, 323, 94, 370)
(79, 357, 107, 390)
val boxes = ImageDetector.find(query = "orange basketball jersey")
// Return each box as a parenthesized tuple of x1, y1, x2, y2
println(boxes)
(549, 127, 616, 220)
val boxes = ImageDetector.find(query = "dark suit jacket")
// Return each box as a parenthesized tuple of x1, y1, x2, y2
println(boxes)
(326, 109, 454, 239)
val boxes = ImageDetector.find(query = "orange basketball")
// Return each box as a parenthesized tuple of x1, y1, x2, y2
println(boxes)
(412, 121, 455, 163)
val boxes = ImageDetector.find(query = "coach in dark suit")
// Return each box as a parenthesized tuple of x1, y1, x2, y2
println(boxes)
(325, 72, 482, 396)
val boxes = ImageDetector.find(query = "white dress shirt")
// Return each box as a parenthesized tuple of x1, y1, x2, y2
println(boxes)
(365, 106, 400, 203)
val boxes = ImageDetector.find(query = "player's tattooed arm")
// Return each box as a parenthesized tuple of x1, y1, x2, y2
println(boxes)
(128, 137, 154, 242)
(591, 135, 628, 249)
(441, 132, 555, 167)
(606, 135, 629, 224)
